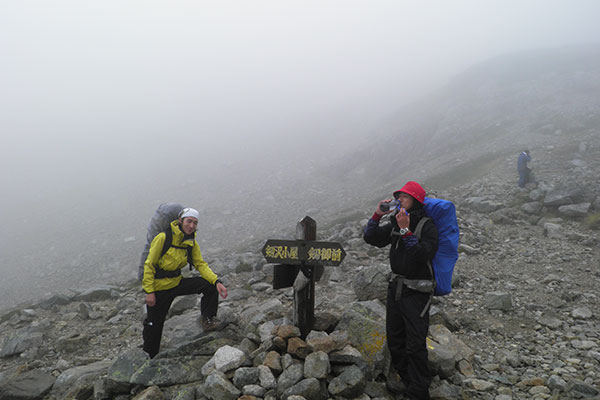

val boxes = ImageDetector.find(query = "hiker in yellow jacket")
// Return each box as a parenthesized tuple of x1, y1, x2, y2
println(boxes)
(142, 207, 227, 358)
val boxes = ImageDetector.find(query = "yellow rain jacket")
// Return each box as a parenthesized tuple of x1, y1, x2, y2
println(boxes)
(142, 220, 218, 294)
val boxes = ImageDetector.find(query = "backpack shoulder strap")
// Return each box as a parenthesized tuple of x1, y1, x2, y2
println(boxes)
(188, 247, 194, 270)
(160, 227, 173, 259)
(414, 216, 430, 239)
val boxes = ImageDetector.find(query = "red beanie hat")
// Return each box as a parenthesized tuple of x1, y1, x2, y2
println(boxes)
(393, 181, 426, 204)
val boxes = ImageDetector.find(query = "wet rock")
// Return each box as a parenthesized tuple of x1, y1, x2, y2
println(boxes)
(521, 201, 543, 215)
(258, 365, 277, 389)
(231, 368, 258, 389)
(572, 306, 593, 319)
(305, 335, 341, 353)
(75, 286, 119, 302)
(106, 347, 150, 391)
(484, 291, 513, 311)
(565, 379, 600, 397)
(464, 197, 503, 213)
(304, 351, 330, 379)
(287, 337, 312, 359)
(0, 326, 44, 358)
(544, 189, 581, 207)
(544, 222, 562, 239)
(428, 325, 474, 363)
(242, 384, 265, 397)
(327, 364, 366, 398)
(282, 378, 325, 400)
(263, 351, 283, 375)
(427, 338, 456, 379)
(430, 380, 461, 399)
(458, 243, 480, 255)
(0, 368, 55, 400)
(558, 202, 591, 217)
(56, 333, 90, 354)
(276, 325, 301, 339)
(130, 357, 206, 386)
(277, 363, 304, 398)
(203, 371, 241, 400)
(38, 294, 73, 310)
(133, 385, 165, 400)
(168, 296, 198, 317)
(335, 300, 387, 377)
(51, 360, 111, 398)
(213, 345, 246, 372)
(352, 264, 389, 302)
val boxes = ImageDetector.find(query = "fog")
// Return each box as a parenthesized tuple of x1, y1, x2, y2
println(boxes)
(1, 1, 599, 309)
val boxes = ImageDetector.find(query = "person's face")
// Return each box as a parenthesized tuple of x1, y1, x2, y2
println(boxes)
(180, 217, 198, 235)
(395, 192, 414, 210)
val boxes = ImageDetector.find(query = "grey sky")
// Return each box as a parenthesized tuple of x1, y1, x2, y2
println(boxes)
(1, 0, 599, 214)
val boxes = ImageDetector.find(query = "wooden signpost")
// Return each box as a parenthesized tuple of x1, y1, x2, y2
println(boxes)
(261, 216, 346, 338)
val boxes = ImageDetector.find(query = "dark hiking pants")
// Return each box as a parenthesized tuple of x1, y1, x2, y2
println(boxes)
(387, 281, 431, 400)
(518, 167, 530, 187)
(143, 277, 218, 358)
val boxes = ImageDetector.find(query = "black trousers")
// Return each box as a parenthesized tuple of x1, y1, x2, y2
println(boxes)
(387, 281, 431, 400)
(142, 277, 218, 358)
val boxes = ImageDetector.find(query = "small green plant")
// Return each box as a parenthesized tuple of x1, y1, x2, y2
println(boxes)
(584, 213, 600, 230)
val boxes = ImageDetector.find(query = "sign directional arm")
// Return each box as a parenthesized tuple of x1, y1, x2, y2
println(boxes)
(262, 239, 346, 266)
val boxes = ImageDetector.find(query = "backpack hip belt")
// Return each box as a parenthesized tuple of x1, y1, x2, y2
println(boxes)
(154, 268, 182, 279)
(390, 271, 435, 319)
(390, 273, 435, 296)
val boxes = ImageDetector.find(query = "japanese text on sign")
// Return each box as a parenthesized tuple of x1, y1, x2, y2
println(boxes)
(264, 245, 299, 261)
(307, 247, 343, 262)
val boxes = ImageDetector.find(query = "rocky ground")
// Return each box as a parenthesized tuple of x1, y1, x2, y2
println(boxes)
(1, 131, 599, 400)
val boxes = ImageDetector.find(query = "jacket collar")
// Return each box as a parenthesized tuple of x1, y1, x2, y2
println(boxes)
(170, 220, 195, 246)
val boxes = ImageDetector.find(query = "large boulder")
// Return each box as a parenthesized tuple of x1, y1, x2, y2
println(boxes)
(484, 291, 513, 311)
(428, 325, 474, 363)
(543, 189, 581, 207)
(106, 347, 150, 393)
(0, 369, 55, 400)
(352, 264, 389, 302)
(427, 338, 457, 379)
(52, 360, 111, 399)
(0, 326, 45, 358)
(327, 364, 366, 398)
(203, 371, 241, 400)
(544, 222, 562, 239)
(464, 197, 502, 213)
(130, 357, 209, 386)
(558, 203, 591, 217)
(335, 300, 388, 377)
(521, 202, 543, 215)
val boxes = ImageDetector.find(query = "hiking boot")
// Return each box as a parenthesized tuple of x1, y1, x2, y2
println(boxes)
(386, 371, 407, 394)
(201, 317, 228, 332)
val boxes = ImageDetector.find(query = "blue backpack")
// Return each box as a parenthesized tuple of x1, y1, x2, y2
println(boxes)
(415, 197, 460, 296)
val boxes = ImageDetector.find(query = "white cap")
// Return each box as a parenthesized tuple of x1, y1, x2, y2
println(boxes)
(179, 207, 199, 220)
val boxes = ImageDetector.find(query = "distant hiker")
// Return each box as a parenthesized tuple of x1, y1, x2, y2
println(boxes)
(517, 150, 532, 187)
(142, 207, 228, 358)
(363, 181, 438, 400)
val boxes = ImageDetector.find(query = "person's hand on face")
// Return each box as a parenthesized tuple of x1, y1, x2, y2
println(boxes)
(395, 208, 410, 229)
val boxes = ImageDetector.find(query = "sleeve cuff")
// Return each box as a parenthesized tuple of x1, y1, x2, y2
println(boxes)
(371, 213, 382, 221)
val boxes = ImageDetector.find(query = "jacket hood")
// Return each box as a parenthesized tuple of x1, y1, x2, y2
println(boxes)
(393, 181, 426, 205)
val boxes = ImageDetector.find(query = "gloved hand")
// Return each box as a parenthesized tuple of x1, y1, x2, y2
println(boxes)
(402, 234, 418, 248)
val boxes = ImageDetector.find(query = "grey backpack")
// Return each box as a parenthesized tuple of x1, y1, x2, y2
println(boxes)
(138, 202, 184, 280)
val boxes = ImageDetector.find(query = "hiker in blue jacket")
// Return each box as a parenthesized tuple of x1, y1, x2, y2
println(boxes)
(517, 150, 532, 188)
(364, 181, 438, 400)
